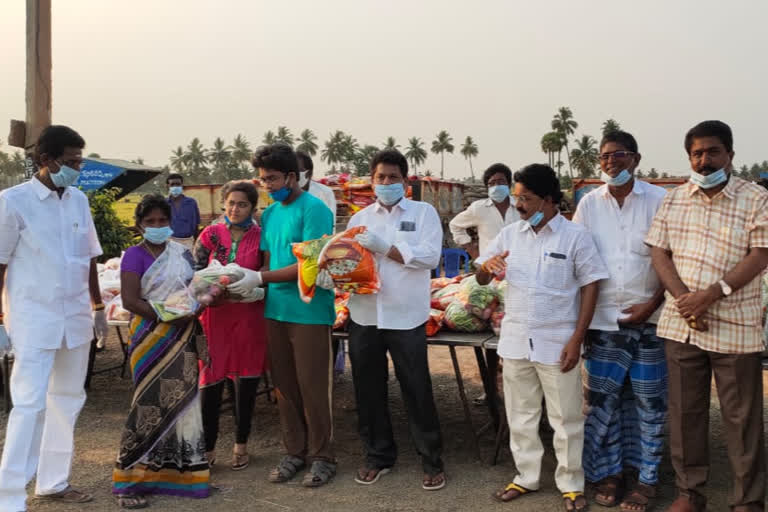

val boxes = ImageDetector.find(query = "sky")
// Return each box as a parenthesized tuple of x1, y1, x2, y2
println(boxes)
(1, 0, 767, 179)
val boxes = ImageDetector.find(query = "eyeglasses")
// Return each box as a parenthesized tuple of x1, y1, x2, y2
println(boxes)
(598, 151, 634, 161)
(258, 175, 285, 184)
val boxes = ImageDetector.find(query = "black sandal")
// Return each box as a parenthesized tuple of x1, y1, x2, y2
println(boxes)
(302, 460, 337, 488)
(268, 455, 306, 483)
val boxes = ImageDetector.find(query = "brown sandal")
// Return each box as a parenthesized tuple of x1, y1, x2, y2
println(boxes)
(232, 451, 249, 471)
(594, 475, 624, 507)
(493, 482, 537, 502)
(36, 485, 93, 504)
(620, 483, 656, 512)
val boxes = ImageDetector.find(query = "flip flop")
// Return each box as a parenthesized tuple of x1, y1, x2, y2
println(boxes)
(354, 466, 391, 485)
(493, 482, 536, 502)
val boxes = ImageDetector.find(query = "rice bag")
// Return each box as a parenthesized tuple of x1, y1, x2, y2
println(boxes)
(443, 300, 488, 332)
(293, 236, 333, 304)
(317, 226, 380, 295)
(456, 276, 500, 320)
(189, 260, 246, 305)
(430, 283, 462, 310)
(430, 276, 460, 291)
(426, 308, 445, 336)
(334, 292, 350, 330)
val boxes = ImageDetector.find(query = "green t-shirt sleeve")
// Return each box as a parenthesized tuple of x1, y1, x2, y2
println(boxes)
(303, 198, 333, 240)
(259, 208, 270, 251)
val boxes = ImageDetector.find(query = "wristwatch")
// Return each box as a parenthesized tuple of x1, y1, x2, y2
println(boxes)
(718, 279, 733, 297)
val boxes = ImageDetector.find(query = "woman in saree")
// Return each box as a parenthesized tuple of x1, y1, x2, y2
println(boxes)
(112, 194, 210, 509)
(194, 180, 268, 471)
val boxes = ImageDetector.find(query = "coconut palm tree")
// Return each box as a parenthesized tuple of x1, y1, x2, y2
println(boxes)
(405, 137, 427, 172)
(601, 118, 621, 136)
(321, 131, 346, 173)
(382, 136, 399, 150)
(170, 146, 187, 172)
(231, 134, 252, 166)
(275, 126, 294, 146)
(540, 132, 563, 173)
(296, 129, 319, 156)
(262, 130, 277, 145)
(551, 107, 578, 179)
(207, 137, 232, 168)
(431, 130, 454, 179)
(570, 135, 599, 178)
(460, 136, 479, 181)
(353, 145, 380, 176)
(341, 134, 359, 172)
(184, 138, 209, 183)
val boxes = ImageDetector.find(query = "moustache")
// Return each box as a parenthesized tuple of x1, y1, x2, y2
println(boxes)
(698, 165, 719, 175)
(516, 208, 527, 215)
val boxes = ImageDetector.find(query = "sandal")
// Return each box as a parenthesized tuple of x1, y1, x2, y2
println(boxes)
(493, 482, 536, 502)
(594, 475, 624, 507)
(206, 451, 216, 468)
(268, 455, 306, 483)
(36, 485, 93, 504)
(302, 460, 337, 488)
(563, 491, 588, 511)
(354, 465, 392, 485)
(232, 452, 249, 471)
(116, 495, 149, 509)
(422, 471, 446, 491)
(620, 482, 656, 512)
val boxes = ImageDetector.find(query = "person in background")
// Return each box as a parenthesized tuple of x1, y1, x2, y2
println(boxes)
(167, 173, 201, 250)
(297, 150, 337, 229)
(449, 163, 519, 259)
(228, 143, 336, 487)
(194, 180, 268, 472)
(572, 130, 667, 512)
(111, 194, 209, 508)
(646, 120, 768, 512)
(0, 125, 106, 511)
(477, 164, 608, 512)
(320, 150, 446, 490)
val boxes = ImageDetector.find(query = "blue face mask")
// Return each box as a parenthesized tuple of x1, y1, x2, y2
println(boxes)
(143, 226, 174, 244)
(526, 199, 546, 228)
(269, 187, 291, 202)
(690, 168, 728, 189)
(601, 169, 632, 187)
(488, 185, 510, 203)
(375, 183, 405, 206)
(225, 215, 253, 229)
(50, 163, 80, 188)
(169, 186, 183, 197)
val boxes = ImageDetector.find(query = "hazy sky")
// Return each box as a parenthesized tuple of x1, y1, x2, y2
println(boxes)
(1, 0, 767, 178)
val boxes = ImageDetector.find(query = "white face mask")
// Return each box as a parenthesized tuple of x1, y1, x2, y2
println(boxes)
(299, 171, 309, 188)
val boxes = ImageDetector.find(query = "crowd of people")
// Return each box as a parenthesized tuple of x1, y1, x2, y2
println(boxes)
(0, 120, 765, 512)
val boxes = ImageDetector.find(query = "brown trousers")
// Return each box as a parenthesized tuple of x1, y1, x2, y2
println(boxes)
(665, 339, 766, 508)
(266, 320, 334, 462)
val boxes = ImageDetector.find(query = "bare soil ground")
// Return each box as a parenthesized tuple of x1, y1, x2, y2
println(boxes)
(1, 333, 766, 511)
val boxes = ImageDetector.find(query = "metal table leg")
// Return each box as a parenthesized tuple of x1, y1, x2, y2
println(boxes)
(448, 345, 481, 461)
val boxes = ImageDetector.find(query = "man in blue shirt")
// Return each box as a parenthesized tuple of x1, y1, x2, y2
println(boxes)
(167, 173, 200, 250)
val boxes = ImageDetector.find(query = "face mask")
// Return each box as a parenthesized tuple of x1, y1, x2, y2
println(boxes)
(299, 171, 309, 188)
(526, 199, 546, 228)
(225, 215, 253, 229)
(375, 183, 405, 206)
(690, 168, 728, 189)
(50, 163, 80, 188)
(169, 186, 183, 197)
(601, 169, 632, 187)
(143, 226, 174, 244)
(269, 187, 291, 202)
(488, 185, 510, 203)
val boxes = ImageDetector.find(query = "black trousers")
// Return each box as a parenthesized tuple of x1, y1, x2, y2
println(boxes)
(200, 376, 261, 452)
(348, 321, 444, 474)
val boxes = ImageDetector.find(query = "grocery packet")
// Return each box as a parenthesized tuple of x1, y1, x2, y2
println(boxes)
(188, 260, 246, 305)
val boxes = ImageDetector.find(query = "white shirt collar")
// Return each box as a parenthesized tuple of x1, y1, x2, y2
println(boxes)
(373, 197, 411, 213)
(31, 176, 60, 200)
(599, 178, 645, 198)
(518, 211, 563, 233)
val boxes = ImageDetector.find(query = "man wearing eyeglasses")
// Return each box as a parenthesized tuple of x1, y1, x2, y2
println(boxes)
(572, 131, 667, 511)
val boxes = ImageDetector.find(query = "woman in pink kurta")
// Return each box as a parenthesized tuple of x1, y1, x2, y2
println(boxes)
(194, 181, 267, 471)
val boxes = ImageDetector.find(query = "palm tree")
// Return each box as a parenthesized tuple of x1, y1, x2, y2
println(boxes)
(431, 130, 454, 180)
(382, 136, 399, 150)
(460, 136, 479, 181)
(184, 138, 209, 183)
(341, 134, 359, 172)
(405, 137, 427, 172)
(231, 134, 252, 166)
(570, 135, 599, 178)
(296, 129, 319, 156)
(540, 132, 563, 173)
(321, 131, 346, 173)
(353, 145, 380, 176)
(170, 146, 187, 172)
(207, 137, 232, 168)
(262, 130, 277, 145)
(601, 118, 621, 136)
(551, 107, 578, 179)
(276, 126, 294, 146)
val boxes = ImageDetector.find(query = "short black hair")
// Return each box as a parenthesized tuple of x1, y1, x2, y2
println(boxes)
(252, 143, 299, 175)
(482, 163, 512, 187)
(513, 164, 563, 203)
(296, 151, 314, 173)
(166, 173, 184, 184)
(600, 130, 638, 153)
(35, 125, 85, 163)
(370, 149, 408, 178)
(685, 120, 733, 155)
(135, 194, 171, 224)
(220, 180, 259, 207)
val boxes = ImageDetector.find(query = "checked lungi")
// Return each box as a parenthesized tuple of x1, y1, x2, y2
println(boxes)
(582, 323, 667, 486)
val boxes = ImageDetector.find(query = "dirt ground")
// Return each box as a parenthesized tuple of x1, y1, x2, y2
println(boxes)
(1, 333, 767, 512)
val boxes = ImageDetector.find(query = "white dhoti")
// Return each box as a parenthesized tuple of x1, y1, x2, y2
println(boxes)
(0, 339, 90, 512)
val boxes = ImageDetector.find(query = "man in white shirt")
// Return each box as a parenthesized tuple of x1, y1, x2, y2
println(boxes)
(476, 163, 607, 511)
(297, 151, 337, 229)
(0, 126, 107, 511)
(341, 150, 446, 491)
(572, 131, 667, 510)
(449, 163, 519, 258)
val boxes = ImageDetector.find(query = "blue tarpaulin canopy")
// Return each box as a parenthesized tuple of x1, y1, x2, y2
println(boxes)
(74, 158, 162, 198)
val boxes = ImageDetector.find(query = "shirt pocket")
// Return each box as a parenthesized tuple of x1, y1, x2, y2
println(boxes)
(540, 252, 571, 290)
(718, 226, 749, 268)
(630, 235, 651, 257)
(71, 227, 92, 257)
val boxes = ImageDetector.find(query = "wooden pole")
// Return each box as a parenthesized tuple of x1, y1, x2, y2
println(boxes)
(23, 0, 52, 177)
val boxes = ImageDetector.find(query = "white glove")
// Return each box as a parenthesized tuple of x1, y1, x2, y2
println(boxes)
(354, 231, 391, 255)
(0, 325, 10, 357)
(93, 309, 109, 341)
(315, 269, 335, 290)
(228, 269, 263, 296)
(240, 287, 266, 303)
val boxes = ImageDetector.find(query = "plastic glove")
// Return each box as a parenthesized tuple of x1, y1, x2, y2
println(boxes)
(93, 309, 109, 341)
(240, 287, 266, 303)
(0, 325, 10, 357)
(228, 268, 263, 296)
(354, 231, 391, 255)
(315, 269, 335, 290)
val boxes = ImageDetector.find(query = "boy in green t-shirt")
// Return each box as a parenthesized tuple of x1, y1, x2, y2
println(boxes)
(227, 143, 336, 487)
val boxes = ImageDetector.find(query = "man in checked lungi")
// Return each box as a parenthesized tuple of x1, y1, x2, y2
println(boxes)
(572, 130, 668, 512)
